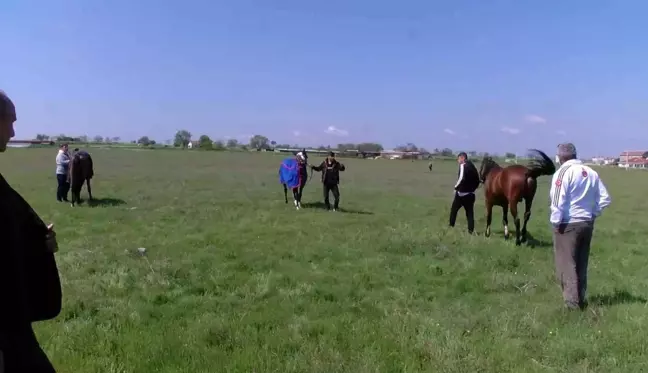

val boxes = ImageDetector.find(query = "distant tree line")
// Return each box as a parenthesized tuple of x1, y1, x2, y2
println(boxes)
(34, 131, 508, 158)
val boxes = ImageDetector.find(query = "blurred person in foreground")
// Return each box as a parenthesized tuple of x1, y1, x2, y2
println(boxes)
(551, 143, 611, 310)
(0, 90, 62, 372)
(449, 151, 480, 233)
(311, 151, 346, 211)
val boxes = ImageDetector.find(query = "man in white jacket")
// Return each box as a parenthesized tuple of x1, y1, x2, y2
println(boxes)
(550, 143, 611, 310)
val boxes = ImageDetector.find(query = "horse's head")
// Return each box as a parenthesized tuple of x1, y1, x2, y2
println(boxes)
(479, 156, 497, 183)
(296, 150, 308, 164)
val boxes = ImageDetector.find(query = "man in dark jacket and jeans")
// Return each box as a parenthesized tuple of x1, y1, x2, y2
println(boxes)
(311, 151, 346, 211)
(0, 90, 62, 372)
(449, 152, 480, 233)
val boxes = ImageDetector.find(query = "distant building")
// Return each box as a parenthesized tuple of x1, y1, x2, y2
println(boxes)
(619, 151, 646, 163)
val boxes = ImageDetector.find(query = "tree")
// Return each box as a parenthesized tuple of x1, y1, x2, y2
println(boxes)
(174, 130, 192, 148)
(337, 143, 356, 152)
(270, 140, 277, 148)
(93, 135, 103, 143)
(112, 136, 121, 143)
(440, 148, 453, 157)
(505, 152, 516, 159)
(356, 142, 384, 153)
(78, 135, 88, 143)
(226, 139, 239, 148)
(137, 136, 152, 146)
(199, 135, 213, 149)
(213, 140, 225, 150)
(249, 135, 270, 149)
(35, 134, 50, 141)
(642, 151, 648, 159)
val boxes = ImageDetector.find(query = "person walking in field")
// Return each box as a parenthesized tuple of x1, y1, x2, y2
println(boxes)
(0, 90, 62, 372)
(311, 151, 346, 211)
(449, 152, 480, 233)
(55, 143, 71, 202)
(551, 143, 611, 310)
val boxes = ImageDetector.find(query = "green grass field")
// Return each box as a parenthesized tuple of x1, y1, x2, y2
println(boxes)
(3, 148, 648, 372)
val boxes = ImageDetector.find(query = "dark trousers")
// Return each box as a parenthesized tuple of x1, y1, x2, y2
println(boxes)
(449, 192, 475, 233)
(323, 183, 340, 209)
(1, 325, 56, 372)
(553, 221, 594, 308)
(56, 174, 69, 202)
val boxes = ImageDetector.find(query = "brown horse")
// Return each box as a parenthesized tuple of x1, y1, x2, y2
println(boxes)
(479, 149, 555, 245)
(69, 149, 94, 206)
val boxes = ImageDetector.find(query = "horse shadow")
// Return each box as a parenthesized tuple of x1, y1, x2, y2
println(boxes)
(523, 232, 552, 249)
(87, 197, 127, 207)
(589, 290, 647, 307)
(300, 201, 373, 215)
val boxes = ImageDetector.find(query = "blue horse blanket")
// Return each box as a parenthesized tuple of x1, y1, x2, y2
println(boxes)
(279, 158, 303, 189)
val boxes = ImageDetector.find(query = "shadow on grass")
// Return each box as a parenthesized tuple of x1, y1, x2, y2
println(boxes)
(87, 197, 127, 207)
(524, 232, 552, 249)
(301, 201, 373, 215)
(590, 290, 647, 306)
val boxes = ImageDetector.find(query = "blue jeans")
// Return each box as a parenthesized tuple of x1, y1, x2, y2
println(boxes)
(56, 174, 69, 201)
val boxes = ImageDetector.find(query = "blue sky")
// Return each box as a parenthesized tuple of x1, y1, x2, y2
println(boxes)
(3, 0, 648, 156)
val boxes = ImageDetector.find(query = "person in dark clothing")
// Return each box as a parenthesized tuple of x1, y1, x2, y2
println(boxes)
(0, 90, 62, 372)
(449, 152, 480, 233)
(311, 151, 346, 211)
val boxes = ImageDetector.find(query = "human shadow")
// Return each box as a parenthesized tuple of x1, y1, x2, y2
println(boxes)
(523, 232, 552, 249)
(589, 290, 647, 306)
(301, 201, 373, 215)
(87, 197, 127, 207)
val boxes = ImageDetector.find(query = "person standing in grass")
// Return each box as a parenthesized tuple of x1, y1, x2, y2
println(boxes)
(311, 151, 346, 211)
(551, 143, 611, 310)
(0, 90, 62, 372)
(55, 143, 70, 202)
(449, 151, 480, 233)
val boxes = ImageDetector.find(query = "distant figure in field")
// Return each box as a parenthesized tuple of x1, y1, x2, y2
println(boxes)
(69, 148, 94, 207)
(550, 143, 611, 310)
(0, 89, 61, 372)
(311, 151, 346, 211)
(428, 162, 433, 171)
(55, 143, 71, 202)
(279, 150, 309, 210)
(479, 149, 556, 245)
(449, 152, 480, 233)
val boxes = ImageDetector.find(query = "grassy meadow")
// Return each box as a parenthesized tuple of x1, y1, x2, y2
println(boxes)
(3, 148, 648, 372)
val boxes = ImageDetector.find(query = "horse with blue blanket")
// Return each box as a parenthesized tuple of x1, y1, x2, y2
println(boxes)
(279, 150, 311, 210)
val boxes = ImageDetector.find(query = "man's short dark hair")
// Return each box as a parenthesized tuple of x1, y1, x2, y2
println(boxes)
(457, 152, 468, 159)
(328, 151, 335, 157)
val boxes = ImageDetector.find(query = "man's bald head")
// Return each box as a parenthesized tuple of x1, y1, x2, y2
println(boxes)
(557, 143, 577, 164)
(0, 90, 17, 152)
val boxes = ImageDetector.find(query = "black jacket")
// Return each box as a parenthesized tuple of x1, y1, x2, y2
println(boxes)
(455, 160, 480, 193)
(0, 174, 62, 331)
(312, 159, 346, 185)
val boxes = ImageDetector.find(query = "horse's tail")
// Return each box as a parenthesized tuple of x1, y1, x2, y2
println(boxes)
(525, 149, 556, 180)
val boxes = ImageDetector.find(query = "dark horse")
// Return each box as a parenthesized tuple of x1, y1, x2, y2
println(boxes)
(280, 149, 312, 209)
(69, 149, 94, 206)
(479, 149, 555, 245)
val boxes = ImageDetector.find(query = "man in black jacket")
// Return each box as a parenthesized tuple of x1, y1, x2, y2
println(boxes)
(0, 90, 61, 372)
(449, 152, 480, 233)
(311, 151, 346, 211)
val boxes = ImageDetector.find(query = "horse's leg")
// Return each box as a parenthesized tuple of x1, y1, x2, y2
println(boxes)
(502, 204, 509, 240)
(86, 178, 93, 201)
(292, 187, 300, 209)
(485, 200, 493, 237)
(521, 197, 533, 243)
(509, 200, 521, 246)
(283, 184, 288, 203)
(296, 184, 304, 208)
(70, 183, 77, 207)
